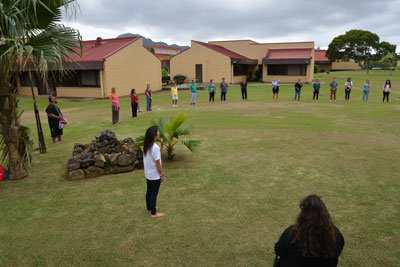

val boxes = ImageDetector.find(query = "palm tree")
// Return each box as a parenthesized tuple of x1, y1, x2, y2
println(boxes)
(0, 0, 81, 179)
(136, 113, 201, 160)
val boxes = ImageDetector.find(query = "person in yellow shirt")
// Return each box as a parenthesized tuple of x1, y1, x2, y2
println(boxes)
(171, 81, 178, 107)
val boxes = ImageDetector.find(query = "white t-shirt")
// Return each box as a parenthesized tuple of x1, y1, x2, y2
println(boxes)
(143, 144, 161, 180)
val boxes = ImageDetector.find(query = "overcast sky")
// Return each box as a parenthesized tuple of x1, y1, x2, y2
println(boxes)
(63, 0, 400, 52)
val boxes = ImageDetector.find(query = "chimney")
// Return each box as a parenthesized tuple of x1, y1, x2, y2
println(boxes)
(94, 37, 103, 47)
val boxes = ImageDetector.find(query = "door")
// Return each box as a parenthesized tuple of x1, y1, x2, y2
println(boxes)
(37, 78, 48, 95)
(195, 64, 203, 83)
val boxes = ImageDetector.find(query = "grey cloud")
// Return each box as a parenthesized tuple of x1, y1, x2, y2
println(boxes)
(65, 0, 400, 50)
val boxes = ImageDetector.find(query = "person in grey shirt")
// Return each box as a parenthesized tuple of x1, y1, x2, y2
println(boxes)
(330, 78, 338, 101)
(220, 78, 229, 101)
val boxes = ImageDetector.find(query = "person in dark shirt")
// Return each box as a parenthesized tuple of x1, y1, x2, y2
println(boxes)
(240, 78, 248, 100)
(45, 95, 64, 144)
(294, 79, 303, 101)
(274, 195, 344, 267)
(130, 88, 139, 118)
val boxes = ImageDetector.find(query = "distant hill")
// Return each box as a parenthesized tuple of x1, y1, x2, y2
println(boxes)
(117, 33, 189, 52)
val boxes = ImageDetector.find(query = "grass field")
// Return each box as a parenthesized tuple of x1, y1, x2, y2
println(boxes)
(0, 70, 399, 266)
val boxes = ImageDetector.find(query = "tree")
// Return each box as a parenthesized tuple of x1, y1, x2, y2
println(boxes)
(136, 114, 201, 161)
(380, 53, 397, 76)
(0, 0, 81, 179)
(326, 30, 396, 74)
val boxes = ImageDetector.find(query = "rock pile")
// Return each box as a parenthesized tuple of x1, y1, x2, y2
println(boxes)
(66, 130, 143, 180)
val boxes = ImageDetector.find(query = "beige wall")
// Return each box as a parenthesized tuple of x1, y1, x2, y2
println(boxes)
(331, 59, 361, 70)
(210, 40, 314, 83)
(104, 37, 161, 97)
(210, 40, 315, 64)
(18, 86, 102, 98)
(170, 41, 233, 83)
(316, 63, 332, 72)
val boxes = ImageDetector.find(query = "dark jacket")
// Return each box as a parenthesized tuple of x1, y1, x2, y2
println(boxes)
(275, 225, 344, 267)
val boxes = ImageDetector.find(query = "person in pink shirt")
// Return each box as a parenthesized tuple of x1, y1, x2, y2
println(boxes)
(110, 87, 120, 124)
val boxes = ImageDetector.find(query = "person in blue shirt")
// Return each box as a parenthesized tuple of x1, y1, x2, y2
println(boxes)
(272, 79, 280, 101)
(363, 80, 371, 102)
(313, 79, 321, 101)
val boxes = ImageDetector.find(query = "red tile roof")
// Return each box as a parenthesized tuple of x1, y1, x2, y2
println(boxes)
(263, 48, 313, 60)
(68, 36, 141, 62)
(151, 45, 180, 50)
(154, 53, 172, 59)
(193, 40, 251, 60)
(315, 50, 330, 62)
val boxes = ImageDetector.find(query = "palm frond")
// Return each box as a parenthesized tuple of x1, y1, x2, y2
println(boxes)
(134, 135, 145, 148)
(165, 113, 187, 138)
(180, 140, 201, 153)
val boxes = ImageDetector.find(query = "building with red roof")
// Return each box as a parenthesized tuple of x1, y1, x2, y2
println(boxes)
(314, 50, 361, 72)
(18, 36, 161, 98)
(171, 39, 315, 84)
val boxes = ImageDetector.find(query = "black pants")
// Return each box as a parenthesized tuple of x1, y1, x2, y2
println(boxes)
(241, 88, 247, 100)
(313, 91, 319, 100)
(345, 90, 351, 100)
(383, 91, 390, 102)
(221, 92, 226, 101)
(131, 103, 138, 117)
(146, 179, 161, 215)
(209, 92, 215, 102)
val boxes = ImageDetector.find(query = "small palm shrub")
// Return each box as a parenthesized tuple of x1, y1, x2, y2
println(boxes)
(136, 113, 200, 160)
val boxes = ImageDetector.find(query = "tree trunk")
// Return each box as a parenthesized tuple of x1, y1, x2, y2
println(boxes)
(0, 83, 29, 180)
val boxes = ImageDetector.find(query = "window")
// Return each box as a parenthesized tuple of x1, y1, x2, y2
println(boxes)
(233, 64, 248, 76)
(267, 64, 307, 76)
(81, 70, 100, 87)
(57, 70, 100, 87)
(267, 65, 288, 75)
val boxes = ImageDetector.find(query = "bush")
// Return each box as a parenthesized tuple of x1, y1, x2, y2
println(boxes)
(173, 74, 186, 85)
(314, 64, 319, 74)
(326, 71, 330, 75)
(135, 113, 200, 160)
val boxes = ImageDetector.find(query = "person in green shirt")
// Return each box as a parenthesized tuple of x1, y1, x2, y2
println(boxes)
(208, 79, 216, 102)
(190, 80, 197, 105)
(313, 79, 321, 101)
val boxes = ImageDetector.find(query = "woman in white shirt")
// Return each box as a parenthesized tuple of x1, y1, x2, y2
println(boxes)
(143, 126, 165, 218)
(383, 80, 391, 103)
(344, 77, 353, 101)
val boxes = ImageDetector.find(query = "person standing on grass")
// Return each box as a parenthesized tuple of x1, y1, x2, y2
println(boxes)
(313, 79, 321, 101)
(110, 87, 120, 124)
(143, 126, 165, 218)
(272, 79, 277, 100)
(220, 77, 229, 101)
(240, 77, 248, 100)
(46, 95, 64, 144)
(330, 78, 338, 101)
(344, 77, 352, 101)
(190, 80, 197, 105)
(145, 84, 152, 112)
(208, 79, 216, 102)
(383, 80, 391, 103)
(130, 88, 139, 118)
(362, 80, 371, 102)
(274, 195, 345, 267)
(294, 79, 302, 101)
(171, 81, 178, 107)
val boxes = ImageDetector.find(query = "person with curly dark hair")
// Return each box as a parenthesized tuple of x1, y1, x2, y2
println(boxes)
(274, 195, 344, 267)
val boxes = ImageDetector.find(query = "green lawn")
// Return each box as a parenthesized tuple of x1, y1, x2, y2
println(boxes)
(1, 70, 399, 266)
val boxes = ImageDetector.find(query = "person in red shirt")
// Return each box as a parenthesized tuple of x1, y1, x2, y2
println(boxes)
(110, 87, 120, 124)
(130, 88, 139, 118)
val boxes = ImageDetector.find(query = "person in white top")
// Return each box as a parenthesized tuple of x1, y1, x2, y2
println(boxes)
(143, 126, 165, 218)
(344, 77, 353, 101)
(383, 80, 391, 103)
